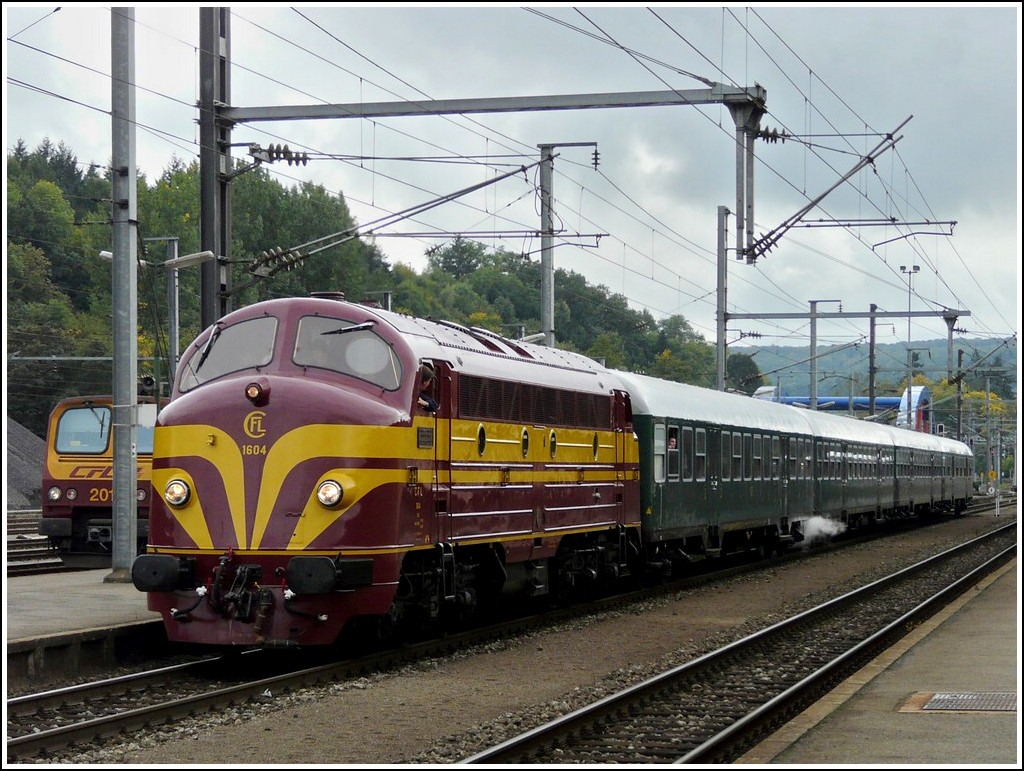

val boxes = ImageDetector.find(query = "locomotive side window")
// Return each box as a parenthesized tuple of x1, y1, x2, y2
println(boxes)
(180, 316, 277, 392)
(55, 406, 112, 454)
(293, 316, 402, 390)
(136, 403, 158, 454)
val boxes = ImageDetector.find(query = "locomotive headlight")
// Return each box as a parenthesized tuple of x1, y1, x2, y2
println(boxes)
(245, 377, 271, 405)
(164, 479, 192, 507)
(316, 480, 344, 508)
(47, 486, 63, 502)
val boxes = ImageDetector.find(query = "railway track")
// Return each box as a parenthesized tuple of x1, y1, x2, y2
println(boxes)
(462, 523, 1017, 764)
(5, 508, 1014, 763)
(5, 510, 65, 575)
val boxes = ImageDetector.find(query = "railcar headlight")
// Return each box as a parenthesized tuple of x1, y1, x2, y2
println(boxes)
(164, 479, 191, 507)
(47, 486, 63, 502)
(65, 488, 78, 501)
(136, 487, 148, 502)
(316, 480, 344, 508)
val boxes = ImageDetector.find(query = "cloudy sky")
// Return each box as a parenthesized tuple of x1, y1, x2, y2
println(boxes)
(4, 4, 1020, 359)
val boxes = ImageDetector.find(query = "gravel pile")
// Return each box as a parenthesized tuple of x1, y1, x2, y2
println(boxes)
(6, 416, 45, 509)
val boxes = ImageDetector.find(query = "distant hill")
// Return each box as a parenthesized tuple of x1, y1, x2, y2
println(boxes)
(735, 338, 1016, 398)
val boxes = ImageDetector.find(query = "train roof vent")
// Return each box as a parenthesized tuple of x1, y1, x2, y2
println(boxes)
(433, 319, 505, 353)
(470, 326, 534, 358)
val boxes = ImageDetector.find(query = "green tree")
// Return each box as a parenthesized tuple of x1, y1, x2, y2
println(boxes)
(427, 236, 485, 279)
(727, 352, 764, 394)
(587, 332, 627, 370)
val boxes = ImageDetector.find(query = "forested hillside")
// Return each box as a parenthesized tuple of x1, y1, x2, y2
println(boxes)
(6, 139, 763, 438)
(738, 338, 1016, 401)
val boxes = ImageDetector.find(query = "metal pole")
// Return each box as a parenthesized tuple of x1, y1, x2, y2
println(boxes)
(538, 144, 555, 347)
(869, 304, 877, 417)
(809, 301, 818, 410)
(900, 265, 919, 429)
(716, 206, 729, 391)
(166, 239, 180, 382)
(956, 349, 964, 441)
(107, 7, 138, 583)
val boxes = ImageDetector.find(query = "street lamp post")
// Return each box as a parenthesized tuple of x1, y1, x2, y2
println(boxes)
(100, 245, 216, 390)
(900, 265, 920, 429)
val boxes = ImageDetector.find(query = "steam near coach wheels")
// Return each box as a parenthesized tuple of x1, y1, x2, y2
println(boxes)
(130, 294, 974, 649)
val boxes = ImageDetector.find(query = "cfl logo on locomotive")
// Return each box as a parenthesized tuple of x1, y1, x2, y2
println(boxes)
(243, 410, 267, 438)
(243, 410, 268, 455)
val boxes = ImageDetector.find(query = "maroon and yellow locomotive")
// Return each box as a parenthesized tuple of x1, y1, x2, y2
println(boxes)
(132, 295, 641, 647)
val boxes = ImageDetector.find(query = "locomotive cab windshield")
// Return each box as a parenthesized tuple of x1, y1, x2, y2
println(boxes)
(293, 315, 402, 390)
(179, 316, 277, 392)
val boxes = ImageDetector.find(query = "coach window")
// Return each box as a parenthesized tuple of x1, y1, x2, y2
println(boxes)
(682, 427, 694, 481)
(721, 431, 731, 481)
(743, 434, 753, 480)
(733, 433, 743, 480)
(752, 435, 762, 480)
(772, 436, 781, 480)
(694, 428, 706, 481)
(667, 426, 680, 480)
(654, 423, 667, 482)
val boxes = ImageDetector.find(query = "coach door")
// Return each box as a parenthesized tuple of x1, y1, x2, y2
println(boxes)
(777, 435, 789, 522)
(707, 427, 722, 529)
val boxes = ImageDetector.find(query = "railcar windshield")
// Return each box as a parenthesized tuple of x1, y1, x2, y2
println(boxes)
(292, 315, 402, 390)
(53, 403, 159, 454)
(55, 405, 111, 454)
(178, 316, 278, 392)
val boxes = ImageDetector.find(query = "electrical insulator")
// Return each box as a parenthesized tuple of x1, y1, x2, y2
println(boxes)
(592, 148, 600, 169)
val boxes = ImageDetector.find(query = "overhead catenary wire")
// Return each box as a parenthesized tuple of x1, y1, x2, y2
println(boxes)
(5, 6, 1012, 348)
